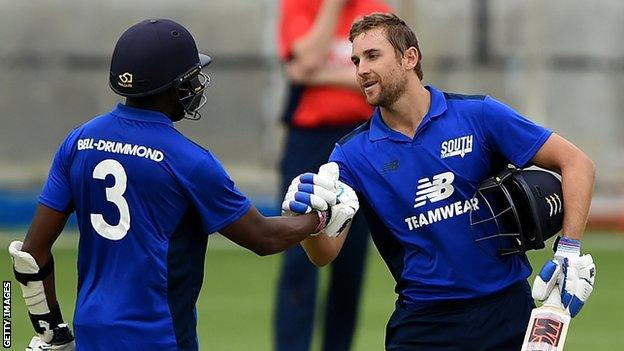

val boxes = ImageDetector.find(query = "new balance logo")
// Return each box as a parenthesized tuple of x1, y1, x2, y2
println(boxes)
(414, 172, 455, 208)
(441, 135, 473, 158)
(382, 160, 399, 173)
(545, 194, 563, 217)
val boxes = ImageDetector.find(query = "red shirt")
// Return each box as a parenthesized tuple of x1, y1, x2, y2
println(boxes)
(278, 0, 392, 128)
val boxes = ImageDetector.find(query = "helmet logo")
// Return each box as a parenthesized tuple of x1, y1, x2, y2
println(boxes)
(118, 72, 133, 88)
(545, 194, 563, 217)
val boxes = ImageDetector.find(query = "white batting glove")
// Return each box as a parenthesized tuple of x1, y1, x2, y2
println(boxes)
(533, 236, 580, 301)
(9, 242, 75, 347)
(532, 237, 596, 318)
(312, 163, 359, 237)
(532, 259, 562, 301)
(281, 171, 337, 216)
(281, 163, 359, 237)
(559, 253, 595, 317)
(323, 179, 359, 237)
(26, 331, 75, 351)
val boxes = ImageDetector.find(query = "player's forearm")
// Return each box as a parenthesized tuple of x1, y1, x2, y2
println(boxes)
(560, 153, 595, 240)
(42, 271, 60, 310)
(255, 213, 321, 255)
(531, 134, 595, 240)
(16, 248, 62, 317)
(22, 205, 69, 265)
(285, 62, 360, 90)
(19, 205, 69, 309)
(306, 66, 360, 90)
(290, 0, 346, 70)
(301, 222, 350, 266)
(301, 237, 336, 266)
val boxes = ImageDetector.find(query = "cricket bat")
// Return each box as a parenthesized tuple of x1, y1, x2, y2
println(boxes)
(521, 288, 570, 351)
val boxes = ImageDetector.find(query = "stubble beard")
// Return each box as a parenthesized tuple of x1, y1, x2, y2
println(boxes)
(368, 72, 408, 108)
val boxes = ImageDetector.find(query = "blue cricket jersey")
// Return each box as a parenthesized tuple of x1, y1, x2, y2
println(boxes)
(329, 86, 552, 306)
(39, 103, 251, 350)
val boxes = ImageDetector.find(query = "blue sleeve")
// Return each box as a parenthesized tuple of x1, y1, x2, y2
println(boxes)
(328, 144, 360, 193)
(481, 96, 553, 167)
(39, 131, 78, 212)
(182, 155, 251, 234)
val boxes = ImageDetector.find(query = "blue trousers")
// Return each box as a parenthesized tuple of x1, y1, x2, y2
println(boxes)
(385, 281, 536, 351)
(274, 126, 370, 351)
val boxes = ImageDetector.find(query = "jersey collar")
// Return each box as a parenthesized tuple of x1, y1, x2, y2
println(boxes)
(112, 103, 174, 126)
(369, 85, 448, 142)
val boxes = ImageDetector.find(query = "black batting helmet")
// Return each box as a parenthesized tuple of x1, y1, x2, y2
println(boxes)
(469, 167, 564, 256)
(109, 19, 212, 119)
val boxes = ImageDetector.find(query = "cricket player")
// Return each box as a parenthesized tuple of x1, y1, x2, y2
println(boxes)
(8, 19, 355, 350)
(282, 13, 596, 350)
(274, 0, 391, 350)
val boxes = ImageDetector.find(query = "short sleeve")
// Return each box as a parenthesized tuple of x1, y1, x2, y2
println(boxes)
(481, 96, 552, 167)
(278, 0, 314, 61)
(181, 156, 251, 234)
(39, 130, 78, 212)
(328, 143, 360, 192)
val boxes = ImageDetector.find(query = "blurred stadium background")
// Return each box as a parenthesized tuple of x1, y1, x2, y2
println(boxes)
(0, 0, 622, 350)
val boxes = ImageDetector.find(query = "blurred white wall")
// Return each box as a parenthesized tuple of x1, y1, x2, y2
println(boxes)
(0, 0, 284, 193)
(0, 0, 622, 201)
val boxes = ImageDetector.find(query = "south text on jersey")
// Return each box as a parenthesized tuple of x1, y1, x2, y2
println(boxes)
(440, 135, 473, 158)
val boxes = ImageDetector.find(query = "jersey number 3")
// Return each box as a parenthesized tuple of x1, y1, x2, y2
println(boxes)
(90, 159, 131, 240)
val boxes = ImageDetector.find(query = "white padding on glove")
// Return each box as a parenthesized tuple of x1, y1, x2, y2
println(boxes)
(559, 254, 596, 317)
(27, 335, 75, 351)
(532, 259, 562, 301)
(281, 169, 338, 216)
(8, 241, 50, 315)
(282, 183, 336, 213)
(317, 163, 359, 237)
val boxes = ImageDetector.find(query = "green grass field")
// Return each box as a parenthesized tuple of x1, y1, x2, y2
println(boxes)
(1, 232, 623, 350)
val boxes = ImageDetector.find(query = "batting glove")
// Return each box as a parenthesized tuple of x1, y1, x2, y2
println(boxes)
(532, 237, 596, 318)
(26, 323, 75, 350)
(559, 253, 595, 317)
(323, 178, 359, 237)
(281, 162, 359, 237)
(9, 241, 75, 348)
(310, 163, 359, 237)
(281, 171, 337, 216)
(532, 259, 562, 301)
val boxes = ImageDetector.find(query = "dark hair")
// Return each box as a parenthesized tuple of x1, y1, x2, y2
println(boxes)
(349, 13, 423, 80)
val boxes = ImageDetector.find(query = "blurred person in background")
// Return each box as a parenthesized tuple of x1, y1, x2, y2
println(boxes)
(8, 18, 338, 351)
(274, 0, 391, 350)
(285, 13, 597, 350)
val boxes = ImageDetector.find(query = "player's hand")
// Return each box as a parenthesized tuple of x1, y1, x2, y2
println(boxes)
(281, 162, 359, 237)
(533, 236, 579, 301)
(281, 168, 338, 216)
(532, 259, 562, 301)
(26, 324, 75, 350)
(27, 337, 74, 351)
(305, 162, 358, 237)
(323, 178, 359, 237)
(532, 237, 596, 317)
(559, 254, 595, 317)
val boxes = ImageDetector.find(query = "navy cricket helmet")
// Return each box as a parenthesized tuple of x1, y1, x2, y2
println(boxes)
(109, 18, 212, 119)
(469, 166, 564, 256)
